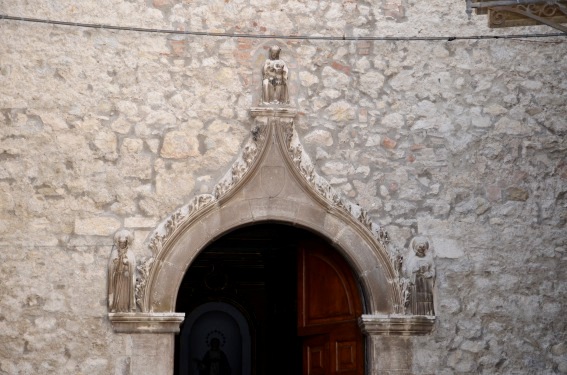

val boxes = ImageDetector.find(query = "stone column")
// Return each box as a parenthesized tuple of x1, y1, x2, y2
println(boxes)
(359, 314, 435, 375)
(130, 334, 175, 374)
(368, 335, 413, 374)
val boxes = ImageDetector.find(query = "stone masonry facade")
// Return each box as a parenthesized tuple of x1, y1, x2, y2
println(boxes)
(0, 0, 566, 374)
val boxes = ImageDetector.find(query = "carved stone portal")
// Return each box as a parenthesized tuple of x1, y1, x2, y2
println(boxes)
(108, 229, 136, 313)
(105, 45, 438, 374)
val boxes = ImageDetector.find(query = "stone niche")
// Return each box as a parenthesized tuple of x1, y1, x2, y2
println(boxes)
(107, 45, 436, 374)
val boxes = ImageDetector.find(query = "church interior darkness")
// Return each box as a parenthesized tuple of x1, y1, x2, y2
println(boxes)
(175, 223, 323, 375)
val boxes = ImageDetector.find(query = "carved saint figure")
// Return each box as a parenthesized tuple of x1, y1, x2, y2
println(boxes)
(108, 229, 136, 312)
(261, 45, 289, 105)
(196, 338, 231, 375)
(402, 236, 435, 315)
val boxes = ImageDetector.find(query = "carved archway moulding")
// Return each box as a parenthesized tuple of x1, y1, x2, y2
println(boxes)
(108, 107, 434, 336)
(147, 108, 401, 314)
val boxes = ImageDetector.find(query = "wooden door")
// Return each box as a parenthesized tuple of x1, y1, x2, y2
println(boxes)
(298, 239, 364, 375)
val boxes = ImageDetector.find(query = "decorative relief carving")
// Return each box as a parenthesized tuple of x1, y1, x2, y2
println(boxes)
(278, 119, 426, 315)
(260, 166, 286, 197)
(137, 124, 269, 306)
(401, 236, 435, 316)
(131, 46, 436, 320)
(282, 121, 392, 246)
(135, 256, 154, 312)
(389, 243, 410, 314)
(261, 45, 289, 106)
(148, 194, 216, 255)
(108, 229, 136, 313)
(213, 124, 267, 199)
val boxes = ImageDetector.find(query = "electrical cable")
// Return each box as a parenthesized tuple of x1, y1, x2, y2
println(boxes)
(1, 14, 566, 41)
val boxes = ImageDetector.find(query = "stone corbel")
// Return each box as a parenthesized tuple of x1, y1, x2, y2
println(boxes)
(249, 106, 298, 118)
(359, 314, 436, 336)
(108, 312, 185, 333)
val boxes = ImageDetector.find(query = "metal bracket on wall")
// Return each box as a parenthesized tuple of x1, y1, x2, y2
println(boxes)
(466, 0, 567, 32)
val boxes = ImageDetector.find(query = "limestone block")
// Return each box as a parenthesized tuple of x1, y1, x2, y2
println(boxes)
(326, 101, 356, 122)
(304, 129, 333, 147)
(389, 69, 413, 92)
(121, 138, 144, 153)
(125, 216, 157, 228)
(484, 104, 508, 116)
(80, 358, 109, 374)
(321, 161, 351, 176)
(322, 65, 350, 90)
(111, 116, 133, 134)
(93, 130, 118, 160)
(120, 153, 153, 180)
(0, 183, 15, 212)
(161, 130, 200, 158)
(155, 159, 196, 198)
(299, 71, 319, 87)
(74, 217, 121, 236)
(146, 138, 161, 154)
(433, 237, 464, 259)
(321, 88, 341, 100)
(215, 67, 243, 92)
(506, 187, 529, 201)
(381, 112, 404, 129)
(359, 71, 385, 98)
(493, 117, 533, 136)
(365, 134, 382, 147)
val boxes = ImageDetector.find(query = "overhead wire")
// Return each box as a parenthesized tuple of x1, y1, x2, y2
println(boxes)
(1, 14, 566, 42)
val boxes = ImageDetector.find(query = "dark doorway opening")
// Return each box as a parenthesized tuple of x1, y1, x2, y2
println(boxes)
(175, 223, 303, 375)
(174, 223, 364, 375)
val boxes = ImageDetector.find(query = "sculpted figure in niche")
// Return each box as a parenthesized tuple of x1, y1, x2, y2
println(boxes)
(108, 229, 136, 313)
(261, 45, 289, 105)
(196, 338, 231, 375)
(402, 236, 435, 315)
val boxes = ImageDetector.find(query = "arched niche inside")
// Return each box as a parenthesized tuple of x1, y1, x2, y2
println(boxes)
(178, 301, 251, 375)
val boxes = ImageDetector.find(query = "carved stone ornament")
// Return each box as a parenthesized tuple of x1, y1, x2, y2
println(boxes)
(109, 231, 185, 333)
(260, 45, 290, 106)
(108, 229, 136, 313)
(137, 111, 414, 315)
(401, 236, 436, 316)
(145, 124, 268, 263)
(126, 46, 435, 336)
(359, 314, 435, 336)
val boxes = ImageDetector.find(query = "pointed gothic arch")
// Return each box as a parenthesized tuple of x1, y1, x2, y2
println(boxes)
(139, 110, 400, 316)
(109, 109, 435, 375)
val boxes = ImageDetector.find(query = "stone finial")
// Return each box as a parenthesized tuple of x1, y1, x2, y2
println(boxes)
(402, 236, 435, 316)
(108, 229, 136, 313)
(261, 45, 289, 105)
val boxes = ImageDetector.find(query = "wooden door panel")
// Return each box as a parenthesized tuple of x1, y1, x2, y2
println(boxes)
(304, 254, 352, 323)
(298, 239, 364, 375)
(304, 334, 329, 375)
(335, 339, 357, 373)
(298, 240, 362, 330)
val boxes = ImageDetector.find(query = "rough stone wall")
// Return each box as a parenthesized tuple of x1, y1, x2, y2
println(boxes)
(0, 0, 566, 374)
